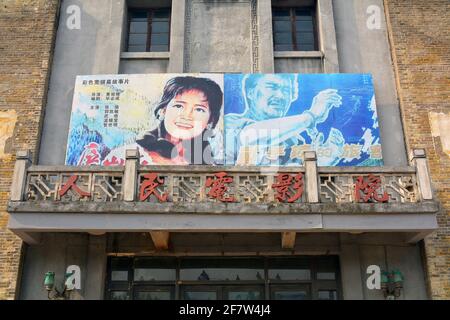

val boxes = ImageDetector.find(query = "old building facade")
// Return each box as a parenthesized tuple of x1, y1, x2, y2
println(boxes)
(0, 0, 60, 299)
(0, 0, 448, 300)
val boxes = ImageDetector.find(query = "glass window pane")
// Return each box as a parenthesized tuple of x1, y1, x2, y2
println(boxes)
(152, 21, 169, 33)
(184, 291, 217, 300)
(135, 290, 172, 300)
(296, 32, 315, 44)
(273, 9, 290, 19)
(268, 269, 311, 281)
(127, 45, 147, 52)
(298, 43, 315, 51)
(130, 21, 147, 33)
(134, 268, 176, 281)
(275, 44, 294, 51)
(318, 290, 338, 300)
(295, 10, 313, 20)
(274, 32, 292, 45)
(153, 9, 170, 20)
(273, 290, 308, 300)
(111, 270, 128, 281)
(316, 272, 336, 280)
(128, 33, 147, 46)
(180, 268, 264, 281)
(273, 20, 291, 32)
(110, 291, 128, 300)
(150, 33, 169, 45)
(130, 11, 147, 21)
(227, 290, 262, 300)
(111, 257, 130, 269)
(295, 20, 314, 32)
(150, 45, 169, 52)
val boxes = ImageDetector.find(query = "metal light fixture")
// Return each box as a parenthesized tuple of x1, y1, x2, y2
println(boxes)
(44, 271, 55, 291)
(381, 269, 404, 300)
(43, 271, 74, 300)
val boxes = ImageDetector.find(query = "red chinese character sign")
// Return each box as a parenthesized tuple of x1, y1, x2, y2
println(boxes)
(139, 173, 168, 202)
(272, 173, 304, 203)
(59, 175, 90, 198)
(354, 174, 389, 203)
(205, 172, 236, 203)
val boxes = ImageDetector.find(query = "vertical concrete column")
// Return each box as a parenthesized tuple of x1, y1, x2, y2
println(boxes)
(340, 243, 365, 300)
(304, 151, 319, 203)
(317, 0, 340, 73)
(257, 0, 275, 73)
(92, 0, 126, 74)
(10, 151, 32, 201)
(85, 235, 107, 300)
(123, 149, 139, 201)
(410, 149, 433, 200)
(168, 0, 186, 72)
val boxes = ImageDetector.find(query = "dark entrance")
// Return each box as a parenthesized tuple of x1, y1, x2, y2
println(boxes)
(106, 256, 341, 300)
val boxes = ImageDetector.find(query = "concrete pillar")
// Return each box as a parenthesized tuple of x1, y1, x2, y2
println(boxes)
(123, 149, 139, 201)
(410, 149, 433, 200)
(304, 151, 319, 203)
(317, 0, 340, 73)
(257, 0, 275, 73)
(340, 244, 365, 300)
(168, 0, 186, 72)
(84, 235, 107, 300)
(10, 151, 32, 201)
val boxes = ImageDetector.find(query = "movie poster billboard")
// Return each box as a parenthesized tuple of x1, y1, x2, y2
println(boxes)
(65, 74, 225, 166)
(65, 73, 383, 167)
(224, 74, 383, 166)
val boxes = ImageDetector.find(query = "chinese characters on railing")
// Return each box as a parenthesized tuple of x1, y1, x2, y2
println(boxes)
(355, 174, 389, 203)
(25, 170, 424, 204)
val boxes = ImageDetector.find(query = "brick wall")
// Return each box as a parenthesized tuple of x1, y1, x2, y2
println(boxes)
(385, 0, 450, 299)
(0, 0, 59, 299)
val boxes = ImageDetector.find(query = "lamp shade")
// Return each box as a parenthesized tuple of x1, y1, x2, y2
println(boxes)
(44, 271, 55, 290)
(392, 269, 404, 283)
(381, 271, 390, 284)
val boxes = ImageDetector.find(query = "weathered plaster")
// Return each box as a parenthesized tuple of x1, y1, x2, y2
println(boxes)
(0, 110, 17, 159)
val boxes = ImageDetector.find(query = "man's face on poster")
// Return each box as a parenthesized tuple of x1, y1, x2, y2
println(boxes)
(247, 75, 293, 120)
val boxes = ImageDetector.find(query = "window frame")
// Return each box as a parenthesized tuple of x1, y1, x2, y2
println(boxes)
(272, 6, 318, 52)
(105, 256, 342, 300)
(126, 8, 171, 53)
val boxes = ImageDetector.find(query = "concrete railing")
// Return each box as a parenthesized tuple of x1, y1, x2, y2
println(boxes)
(9, 149, 433, 205)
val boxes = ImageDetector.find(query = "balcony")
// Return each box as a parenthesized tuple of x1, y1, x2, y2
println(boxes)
(7, 149, 439, 247)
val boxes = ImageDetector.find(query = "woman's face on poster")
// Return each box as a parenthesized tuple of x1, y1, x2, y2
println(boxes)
(162, 89, 211, 141)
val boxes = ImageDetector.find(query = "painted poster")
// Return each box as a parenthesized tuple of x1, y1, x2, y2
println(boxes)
(65, 74, 225, 166)
(224, 74, 383, 166)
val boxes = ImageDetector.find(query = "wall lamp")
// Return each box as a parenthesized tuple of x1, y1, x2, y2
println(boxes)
(44, 271, 74, 300)
(381, 269, 404, 299)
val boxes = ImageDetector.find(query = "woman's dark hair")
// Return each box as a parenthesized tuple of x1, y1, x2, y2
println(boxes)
(136, 76, 223, 164)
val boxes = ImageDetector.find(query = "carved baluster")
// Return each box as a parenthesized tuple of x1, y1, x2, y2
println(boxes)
(10, 151, 32, 201)
(304, 151, 319, 203)
(124, 149, 139, 201)
(410, 149, 433, 200)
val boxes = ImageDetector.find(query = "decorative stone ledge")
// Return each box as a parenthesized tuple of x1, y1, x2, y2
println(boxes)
(120, 52, 170, 59)
(274, 51, 324, 59)
(7, 200, 440, 215)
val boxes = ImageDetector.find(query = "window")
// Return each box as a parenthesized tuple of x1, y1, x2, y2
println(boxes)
(272, 7, 317, 51)
(127, 8, 171, 52)
(106, 256, 341, 300)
